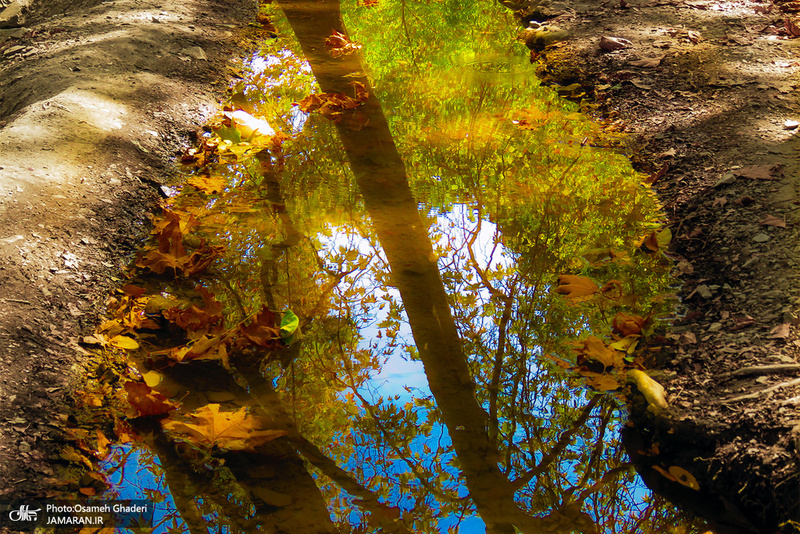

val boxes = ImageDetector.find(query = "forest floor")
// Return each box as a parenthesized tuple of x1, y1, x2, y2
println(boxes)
(0, 0, 258, 501)
(528, 0, 800, 531)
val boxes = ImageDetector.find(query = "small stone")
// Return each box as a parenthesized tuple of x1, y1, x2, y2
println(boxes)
(752, 233, 770, 243)
(696, 284, 713, 298)
(784, 120, 799, 130)
(2, 44, 24, 56)
(179, 46, 207, 60)
(713, 172, 736, 188)
(0, 2, 23, 29)
(708, 322, 723, 332)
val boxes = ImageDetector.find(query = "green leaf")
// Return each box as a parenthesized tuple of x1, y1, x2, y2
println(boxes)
(280, 310, 300, 343)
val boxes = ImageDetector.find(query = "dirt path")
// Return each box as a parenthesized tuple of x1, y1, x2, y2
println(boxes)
(0, 0, 257, 498)
(523, 0, 800, 530)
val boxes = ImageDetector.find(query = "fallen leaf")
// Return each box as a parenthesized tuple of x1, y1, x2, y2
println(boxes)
(573, 336, 625, 372)
(760, 215, 786, 228)
(669, 466, 700, 490)
(125, 381, 178, 417)
(770, 323, 791, 339)
(627, 369, 668, 408)
(686, 30, 703, 43)
(324, 30, 362, 57)
(587, 375, 621, 391)
(109, 335, 139, 350)
(711, 196, 727, 208)
(630, 56, 664, 67)
(599, 36, 633, 51)
(162, 404, 288, 452)
(735, 164, 780, 180)
(657, 147, 676, 158)
(239, 306, 282, 347)
(555, 275, 598, 303)
(613, 312, 647, 336)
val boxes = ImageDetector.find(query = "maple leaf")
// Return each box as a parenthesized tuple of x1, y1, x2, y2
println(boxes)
(555, 275, 598, 304)
(162, 404, 288, 452)
(187, 175, 226, 194)
(573, 336, 625, 372)
(125, 381, 178, 417)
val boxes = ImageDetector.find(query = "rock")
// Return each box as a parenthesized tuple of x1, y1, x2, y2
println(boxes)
(0, 27, 24, 43)
(752, 233, 770, 243)
(770, 184, 795, 206)
(2, 43, 24, 56)
(696, 284, 712, 298)
(784, 120, 799, 130)
(179, 46, 207, 60)
(0, 2, 23, 29)
(713, 171, 736, 188)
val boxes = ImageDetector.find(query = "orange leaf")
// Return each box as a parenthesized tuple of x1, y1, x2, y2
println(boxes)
(612, 312, 646, 337)
(324, 30, 362, 58)
(555, 275, 598, 303)
(573, 336, 624, 372)
(162, 404, 288, 452)
(125, 382, 178, 417)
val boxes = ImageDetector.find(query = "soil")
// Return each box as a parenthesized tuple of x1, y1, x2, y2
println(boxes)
(521, 0, 800, 531)
(0, 0, 258, 501)
(1, 0, 798, 530)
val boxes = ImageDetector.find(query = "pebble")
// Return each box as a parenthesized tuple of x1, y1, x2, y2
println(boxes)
(696, 284, 713, 298)
(713, 172, 736, 188)
(752, 233, 770, 243)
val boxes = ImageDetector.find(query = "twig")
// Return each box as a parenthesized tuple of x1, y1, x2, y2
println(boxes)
(723, 377, 800, 403)
(718, 363, 800, 379)
(3, 298, 32, 305)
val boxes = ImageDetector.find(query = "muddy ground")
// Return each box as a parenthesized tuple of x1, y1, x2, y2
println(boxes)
(524, 0, 800, 531)
(0, 0, 258, 500)
(0, 0, 798, 531)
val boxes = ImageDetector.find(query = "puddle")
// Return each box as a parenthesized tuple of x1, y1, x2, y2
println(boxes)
(68, 2, 708, 533)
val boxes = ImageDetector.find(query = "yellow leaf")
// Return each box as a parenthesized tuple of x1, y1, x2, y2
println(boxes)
(586, 375, 621, 391)
(627, 369, 668, 408)
(555, 275, 598, 304)
(109, 335, 139, 350)
(669, 466, 700, 490)
(609, 335, 640, 354)
(162, 404, 288, 452)
(142, 371, 163, 388)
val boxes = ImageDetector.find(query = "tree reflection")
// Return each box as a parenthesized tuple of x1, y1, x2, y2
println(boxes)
(90, 0, 708, 533)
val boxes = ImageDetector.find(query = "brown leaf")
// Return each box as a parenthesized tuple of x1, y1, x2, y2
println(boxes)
(770, 323, 791, 339)
(239, 306, 282, 347)
(759, 215, 786, 228)
(599, 36, 632, 51)
(612, 312, 647, 336)
(555, 275, 598, 303)
(735, 164, 780, 180)
(162, 404, 288, 452)
(629, 56, 664, 67)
